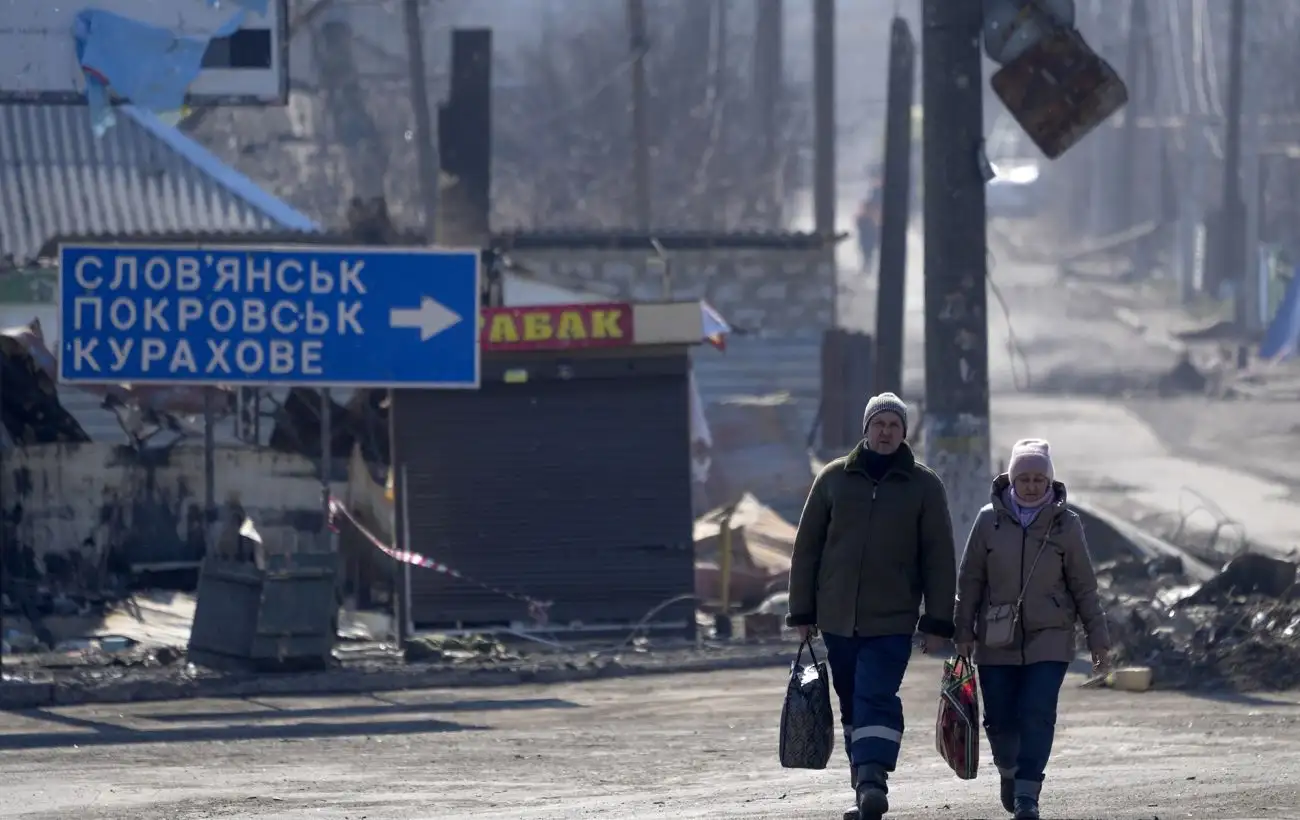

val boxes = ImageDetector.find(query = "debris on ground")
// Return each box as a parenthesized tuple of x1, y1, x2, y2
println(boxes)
(403, 634, 521, 664)
(2, 634, 184, 676)
(0, 631, 799, 706)
(1173, 553, 1296, 605)
(1158, 351, 1210, 394)
(1104, 551, 1300, 692)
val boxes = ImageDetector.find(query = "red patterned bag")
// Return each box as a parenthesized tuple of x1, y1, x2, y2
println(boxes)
(935, 655, 980, 780)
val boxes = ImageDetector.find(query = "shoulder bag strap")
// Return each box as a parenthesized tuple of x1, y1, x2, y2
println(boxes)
(1014, 528, 1054, 608)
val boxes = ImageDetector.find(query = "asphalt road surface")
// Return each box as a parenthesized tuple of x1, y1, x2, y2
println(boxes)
(1, 658, 1298, 819)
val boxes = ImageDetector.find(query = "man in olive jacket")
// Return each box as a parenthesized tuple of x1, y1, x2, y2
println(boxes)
(787, 392, 957, 820)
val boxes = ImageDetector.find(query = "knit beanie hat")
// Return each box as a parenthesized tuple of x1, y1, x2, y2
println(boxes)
(1008, 438, 1054, 482)
(862, 392, 908, 436)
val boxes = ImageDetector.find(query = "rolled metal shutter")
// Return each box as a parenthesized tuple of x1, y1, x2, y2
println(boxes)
(392, 351, 695, 631)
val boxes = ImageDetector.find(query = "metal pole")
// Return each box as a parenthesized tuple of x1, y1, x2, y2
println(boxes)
(812, 0, 836, 237)
(1241, 22, 1263, 334)
(388, 391, 406, 645)
(1219, 0, 1246, 321)
(403, 0, 440, 241)
(1116, 0, 1145, 234)
(396, 0, 439, 640)
(251, 388, 261, 444)
(1178, 116, 1208, 303)
(628, 0, 651, 229)
(320, 388, 331, 534)
(400, 464, 414, 639)
(203, 388, 216, 553)
(873, 16, 916, 396)
(754, 0, 783, 226)
(719, 507, 734, 615)
(921, 0, 991, 562)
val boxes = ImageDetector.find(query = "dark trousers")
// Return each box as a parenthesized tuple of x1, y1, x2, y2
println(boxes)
(822, 633, 913, 778)
(978, 661, 1070, 783)
(858, 237, 877, 274)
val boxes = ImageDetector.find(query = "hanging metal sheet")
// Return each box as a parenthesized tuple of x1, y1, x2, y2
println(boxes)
(990, 27, 1128, 160)
(983, 0, 1075, 65)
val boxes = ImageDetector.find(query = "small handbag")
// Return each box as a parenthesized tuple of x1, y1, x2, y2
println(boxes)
(982, 530, 1052, 649)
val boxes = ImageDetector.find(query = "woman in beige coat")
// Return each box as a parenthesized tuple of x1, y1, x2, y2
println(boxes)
(954, 439, 1111, 820)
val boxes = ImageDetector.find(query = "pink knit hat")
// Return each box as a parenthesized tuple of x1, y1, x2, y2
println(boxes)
(1008, 438, 1054, 482)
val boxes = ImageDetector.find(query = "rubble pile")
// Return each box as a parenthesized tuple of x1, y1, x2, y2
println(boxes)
(1103, 552, 1300, 692)
(402, 634, 521, 664)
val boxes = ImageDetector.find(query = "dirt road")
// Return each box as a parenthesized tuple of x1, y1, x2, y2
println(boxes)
(2, 658, 1298, 819)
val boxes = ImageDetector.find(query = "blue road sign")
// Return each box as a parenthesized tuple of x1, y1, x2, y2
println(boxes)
(57, 244, 481, 388)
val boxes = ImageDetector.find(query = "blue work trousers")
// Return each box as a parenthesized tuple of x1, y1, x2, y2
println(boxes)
(822, 632, 913, 776)
(978, 661, 1070, 783)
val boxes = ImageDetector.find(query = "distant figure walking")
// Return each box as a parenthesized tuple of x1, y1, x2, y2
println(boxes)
(856, 179, 883, 274)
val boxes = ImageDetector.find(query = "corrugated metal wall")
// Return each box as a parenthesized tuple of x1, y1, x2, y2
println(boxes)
(392, 351, 695, 631)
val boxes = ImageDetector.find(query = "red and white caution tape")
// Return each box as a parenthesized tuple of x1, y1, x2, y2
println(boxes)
(326, 497, 552, 625)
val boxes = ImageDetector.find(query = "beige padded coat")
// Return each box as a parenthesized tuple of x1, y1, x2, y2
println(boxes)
(954, 476, 1111, 666)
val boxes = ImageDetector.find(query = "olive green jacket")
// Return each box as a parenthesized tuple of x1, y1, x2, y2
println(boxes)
(786, 442, 957, 639)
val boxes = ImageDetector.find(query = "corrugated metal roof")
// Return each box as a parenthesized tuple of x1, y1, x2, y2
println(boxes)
(0, 104, 321, 265)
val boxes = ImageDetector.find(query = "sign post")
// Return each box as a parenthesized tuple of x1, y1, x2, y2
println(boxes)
(57, 243, 481, 667)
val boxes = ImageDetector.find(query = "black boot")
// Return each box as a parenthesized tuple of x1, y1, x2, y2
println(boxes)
(1000, 777, 1015, 814)
(1012, 779, 1041, 820)
(854, 764, 890, 820)
(842, 763, 860, 819)
(997, 765, 1017, 814)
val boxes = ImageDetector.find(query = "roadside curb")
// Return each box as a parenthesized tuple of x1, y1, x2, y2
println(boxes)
(0, 651, 794, 711)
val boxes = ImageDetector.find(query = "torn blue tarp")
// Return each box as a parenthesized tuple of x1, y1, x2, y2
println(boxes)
(73, 7, 248, 135)
(1260, 266, 1300, 362)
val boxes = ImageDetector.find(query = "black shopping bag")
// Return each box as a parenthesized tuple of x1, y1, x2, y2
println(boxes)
(778, 636, 835, 769)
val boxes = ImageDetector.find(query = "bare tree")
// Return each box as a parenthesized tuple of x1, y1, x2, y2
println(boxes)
(493, 0, 806, 231)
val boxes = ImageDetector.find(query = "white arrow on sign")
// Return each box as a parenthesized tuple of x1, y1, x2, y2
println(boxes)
(389, 296, 463, 341)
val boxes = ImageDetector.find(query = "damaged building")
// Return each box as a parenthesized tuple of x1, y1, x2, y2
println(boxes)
(2, 224, 738, 647)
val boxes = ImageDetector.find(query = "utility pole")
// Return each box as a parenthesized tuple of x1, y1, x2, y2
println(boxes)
(394, 25, 495, 643)
(872, 16, 915, 397)
(314, 3, 387, 208)
(921, 0, 990, 558)
(402, 0, 440, 242)
(395, 0, 439, 644)
(1177, 114, 1208, 305)
(754, 0, 783, 226)
(628, 0, 651, 230)
(1239, 7, 1263, 335)
(1116, 0, 1146, 235)
(1218, 0, 1247, 324)
(812, 0, 835, 237)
